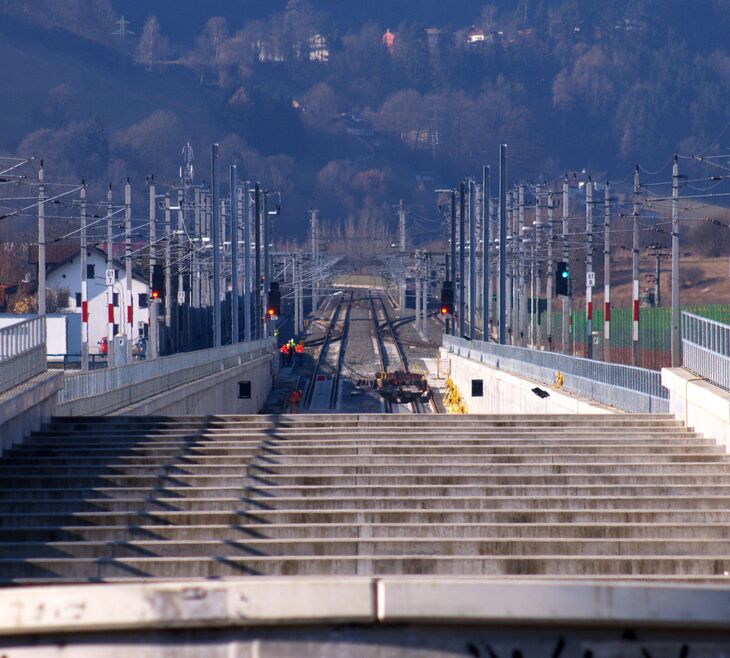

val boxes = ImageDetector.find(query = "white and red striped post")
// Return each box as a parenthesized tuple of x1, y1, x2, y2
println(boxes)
(80, 182, 89, 370)
(632, 167, 641, 365)
(125, 179, 133, 361)
(106, 185, 115, 363)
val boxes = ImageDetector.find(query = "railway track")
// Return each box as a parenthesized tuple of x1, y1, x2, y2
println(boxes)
(306, 289, 437, 414)
(369, 292, 431, 414)
(304, 290, 353, 411)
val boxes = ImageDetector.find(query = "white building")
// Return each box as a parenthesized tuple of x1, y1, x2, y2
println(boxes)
(0, 313, 80, 363)
(46, 246, 150, 355)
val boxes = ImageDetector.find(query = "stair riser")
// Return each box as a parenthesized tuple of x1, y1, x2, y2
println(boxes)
(3, 510, 730, 527)
(5, 444, 721, 464)
(2, 523, 727, 542)
(0, 556, 726, 581)
(4, 484, 730, 500)
(3, 538, 730, 559)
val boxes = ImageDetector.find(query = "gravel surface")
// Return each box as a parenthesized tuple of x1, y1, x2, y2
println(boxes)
(337, 295, 385, 413)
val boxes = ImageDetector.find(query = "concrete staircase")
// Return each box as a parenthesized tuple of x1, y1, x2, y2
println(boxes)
(0, 414, 729, 582)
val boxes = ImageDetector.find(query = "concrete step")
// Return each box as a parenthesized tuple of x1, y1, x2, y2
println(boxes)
(3, 412, 726, 583)
(14, 438, 709, 455)
(4, 446, 723, 468)
(0, 462, 725, 481)
(247, 473, 730, 486)
(36, 417, 689, 430)
(2, 461, 728, 480)
(247, 451, 726, 462)
(2, 522, 729, 543)
(3, 471, 730, 490)
(15, 435, 716, 451)
(32, 414, 683, 439)
(6, 508, 730, 528)
(7, 441, 717, 461)
(4, 493, 730, 514)
(5, 482, 730, 501)
(3, 537, 730, 560)
(49, 413, 679, 423)
(0, 554, 727, 581)
(245, 463, 730, 475)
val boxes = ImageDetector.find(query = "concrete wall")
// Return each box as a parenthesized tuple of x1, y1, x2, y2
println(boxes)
(442, 348, 618, 415)
(1, 352, 273, 456)
(662, 367, 730, 451)
(110, 354, 273, 416)
(56, 353, 274, 417)
(0, 371, 64, 457)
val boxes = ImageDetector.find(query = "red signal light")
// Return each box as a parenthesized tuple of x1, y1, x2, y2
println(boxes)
(151, 291, 160, 299)
(267, 307, 276, 316)
(440, 306, 449, 315)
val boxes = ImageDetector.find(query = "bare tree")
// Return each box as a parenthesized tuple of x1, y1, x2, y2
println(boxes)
(135, 16, 170, 71)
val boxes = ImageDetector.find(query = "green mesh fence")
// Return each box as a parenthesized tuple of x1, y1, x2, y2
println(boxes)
(534, 304, 730, 371)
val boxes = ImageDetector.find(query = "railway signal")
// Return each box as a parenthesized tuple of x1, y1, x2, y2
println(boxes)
(151, 264, 164, 300)
(267, 282, 281, 318)
(556, 261, 570, 296)
(440, 281, 454, 316)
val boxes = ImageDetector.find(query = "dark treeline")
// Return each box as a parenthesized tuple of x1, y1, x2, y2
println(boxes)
(2, 0, 730, 243)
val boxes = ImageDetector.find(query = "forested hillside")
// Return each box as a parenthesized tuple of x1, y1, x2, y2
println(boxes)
(2, 0, 730, 241)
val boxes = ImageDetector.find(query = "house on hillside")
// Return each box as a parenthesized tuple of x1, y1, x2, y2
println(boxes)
(46, 246, 149, 355)
(308, 34, 329, 62)
(465, 26, 486, 44)
(342, 114, 375, 138)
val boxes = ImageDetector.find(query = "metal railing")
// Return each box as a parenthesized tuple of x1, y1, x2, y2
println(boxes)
(59, 338, 275, 404)
(444, 335, 668, 413)
(0, 316, 47, 396)
(682, 312, 730, 392)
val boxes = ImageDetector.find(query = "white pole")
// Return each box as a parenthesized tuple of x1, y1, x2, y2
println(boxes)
(124, 179, 133, 361)
(80, 182, 88, 370)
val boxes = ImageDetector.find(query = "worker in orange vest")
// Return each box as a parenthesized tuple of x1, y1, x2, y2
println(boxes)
(294, 341, 304, 367)
(280, 342, 291, 367)
(288, 388, 302, 413)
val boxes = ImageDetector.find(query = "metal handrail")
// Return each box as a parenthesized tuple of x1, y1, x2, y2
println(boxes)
(59, 338, 275, 404)
(0, 316, 47, 395)
(682, 312, 730, 391)
(444, 335, 668, 413)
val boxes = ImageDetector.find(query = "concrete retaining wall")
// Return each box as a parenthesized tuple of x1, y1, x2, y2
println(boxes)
(56, 354, 274, 417)
(442, 348, 618, 415)
(110, 354, 273, 416)
(662, 367, 730, 451)
(0, 372, 64, 457)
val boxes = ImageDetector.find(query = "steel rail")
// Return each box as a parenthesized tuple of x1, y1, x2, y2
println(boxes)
(369, 291, 393, 413)
(381, 294, 440, 414)
(375, 292, 430, 414)
(329, 290, 354, 409)
(303, 295, 344, 409)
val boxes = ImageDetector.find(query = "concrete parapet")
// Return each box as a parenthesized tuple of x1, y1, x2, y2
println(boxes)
(1, 578, 729, 637)
(442, 348, 617, 415)
(663, 367, 730, 451)
(55, 354, 273, 417)
(0, 371, 63, 457)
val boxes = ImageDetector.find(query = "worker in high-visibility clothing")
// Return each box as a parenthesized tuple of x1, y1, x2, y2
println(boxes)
(294, 341, 305, 367)
(280, 342, 291, 367)
(288, 388, 302, 413)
